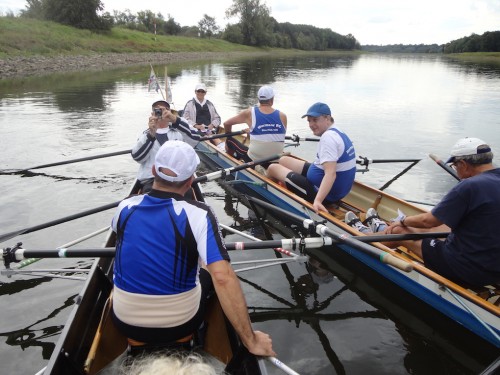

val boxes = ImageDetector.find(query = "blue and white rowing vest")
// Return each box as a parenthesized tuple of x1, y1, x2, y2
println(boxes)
(307, 127, 356, 202)
(250, 106, 286, 142)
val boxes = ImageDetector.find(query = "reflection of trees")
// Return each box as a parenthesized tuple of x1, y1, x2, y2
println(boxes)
(221, 54, 360, 107)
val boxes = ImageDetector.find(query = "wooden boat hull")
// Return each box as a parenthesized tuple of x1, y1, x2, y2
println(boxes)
(195, 140, 500, 351)
(43, 180, 261, 374)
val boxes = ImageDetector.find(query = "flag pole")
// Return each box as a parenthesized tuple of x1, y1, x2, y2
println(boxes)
(164, 66, 173, 108)
(149, 63, 166, 101)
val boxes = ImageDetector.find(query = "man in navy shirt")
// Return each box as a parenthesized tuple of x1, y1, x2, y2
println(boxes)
(385, 137, 500, 287)
(112, 140, 275, 356)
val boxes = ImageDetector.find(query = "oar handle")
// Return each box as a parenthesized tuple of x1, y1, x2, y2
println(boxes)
(429, 153, 460, 181)
(380, 253, 413, 272)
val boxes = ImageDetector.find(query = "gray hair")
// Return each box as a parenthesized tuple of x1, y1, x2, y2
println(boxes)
(456, 145, 493, 165)
(121, 353, 219, 375)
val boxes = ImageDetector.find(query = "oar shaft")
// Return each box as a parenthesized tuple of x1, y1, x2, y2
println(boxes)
(0, 201, 121, 244)
(314, 224, 412, 271)
(285, 134, 320, 142)
(193, 152, 287, 184)
(357, 156, 421, 165)
(3, 238, 330, 262)
(204, 130, 244, 140)
(429, 153, 460, 181)
(247, 196, 413, 272)
(27, 150, 131, 171)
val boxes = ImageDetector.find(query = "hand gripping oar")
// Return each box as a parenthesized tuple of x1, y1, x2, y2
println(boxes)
(246, 196, 413, 272)
(0, 156, 286, 244)
(428, 154, 460, 181)
(0, 149, 132, 175)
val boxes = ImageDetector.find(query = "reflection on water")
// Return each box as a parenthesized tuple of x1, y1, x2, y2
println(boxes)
(1, 53, 499, 374)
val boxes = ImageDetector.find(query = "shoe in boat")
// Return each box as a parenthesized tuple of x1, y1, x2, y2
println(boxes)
(365, 208, 387, 233)
(345, 211, 370, 233)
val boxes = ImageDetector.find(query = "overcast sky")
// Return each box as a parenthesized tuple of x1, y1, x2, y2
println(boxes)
(1, 0, 499, 45)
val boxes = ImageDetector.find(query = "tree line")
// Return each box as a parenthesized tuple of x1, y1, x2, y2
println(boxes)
(19, 0, 360, 51)
(443, 31, 500, 53)
(17, 0, 499, 53)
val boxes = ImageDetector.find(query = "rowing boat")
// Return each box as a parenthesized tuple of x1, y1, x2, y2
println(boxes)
(40, 179, 261, 375)
(195, 138, 500, 359)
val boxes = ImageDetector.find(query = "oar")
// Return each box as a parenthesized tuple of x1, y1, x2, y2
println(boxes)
(0, 149, 132, 175)
(193, 152, 289, 184)
(429, 154, 460, 181)
(203, 130, 245, 141)
(0, 155, 285, 244)
(246, 196, 413, 272)
(285, 134, 320, 142)
(2, 237, 331, 264)
(356, 156, 421, 167)
(0, 201, 121, 244)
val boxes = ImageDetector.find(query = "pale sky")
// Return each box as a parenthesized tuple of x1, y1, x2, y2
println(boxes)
(1, 0, 499, 45)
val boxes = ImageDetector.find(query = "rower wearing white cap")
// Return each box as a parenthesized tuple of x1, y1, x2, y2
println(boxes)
(224, 85, 287, 165)
(112, 141, 276, 358)
(385, 137, 500, 287)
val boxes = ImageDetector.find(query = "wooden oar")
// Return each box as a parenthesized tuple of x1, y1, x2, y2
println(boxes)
(0, 155, 284, 244)
(429, 153, 460, 181)
(246, 196, 413, 272)
(0, 149, 132, 175)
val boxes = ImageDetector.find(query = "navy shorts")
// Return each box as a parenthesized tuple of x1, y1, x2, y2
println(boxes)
(285, 163, 336, 204)
(421, 239, 499, 287)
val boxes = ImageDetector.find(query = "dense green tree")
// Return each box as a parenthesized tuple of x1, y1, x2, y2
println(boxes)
(226, 0, 271, 46)
(198, 14, 219, 39)
(443, 31, 500, 53)
(223, 23, 244, 44)
(163, 16, 181, 35)
(44, 0, 111, 30)
(21, 0, 111, 30)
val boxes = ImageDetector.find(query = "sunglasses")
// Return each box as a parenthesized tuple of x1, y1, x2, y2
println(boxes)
(196, 90, 206, 93)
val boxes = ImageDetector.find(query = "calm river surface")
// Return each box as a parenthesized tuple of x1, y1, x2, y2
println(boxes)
(0, 53, 499, 374)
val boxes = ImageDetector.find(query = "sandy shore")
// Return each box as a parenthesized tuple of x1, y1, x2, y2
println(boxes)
(0, 51, 261, 79)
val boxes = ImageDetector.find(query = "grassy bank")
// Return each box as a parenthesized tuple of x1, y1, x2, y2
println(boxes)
(0, 17, 259, 58)
(443, 52, 500, 65)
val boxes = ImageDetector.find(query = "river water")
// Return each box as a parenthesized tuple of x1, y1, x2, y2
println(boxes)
(0, 53, 499, 374)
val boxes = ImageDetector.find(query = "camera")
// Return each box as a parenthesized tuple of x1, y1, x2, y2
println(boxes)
(154, 108, 163, 118)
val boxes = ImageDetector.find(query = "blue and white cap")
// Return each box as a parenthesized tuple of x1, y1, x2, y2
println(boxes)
(302, 102, 332, 118)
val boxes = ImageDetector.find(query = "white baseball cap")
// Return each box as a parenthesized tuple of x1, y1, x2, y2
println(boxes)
(258, 85, 274, 100)
(195, 83, 207, 92)
(154, 141, 200, 182)
(445, 137, 491, 163)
